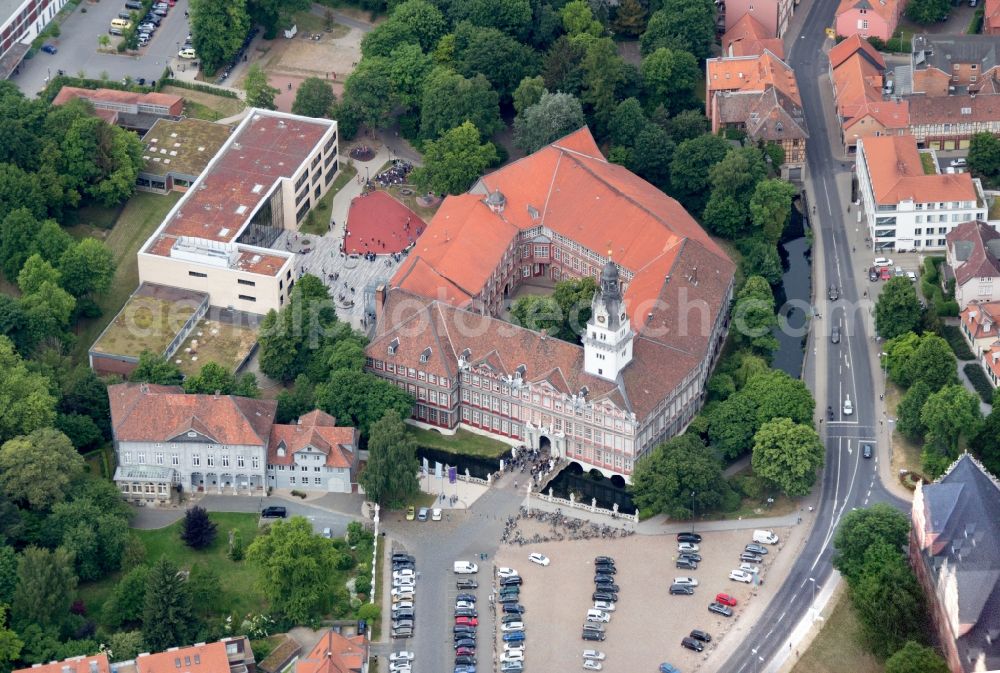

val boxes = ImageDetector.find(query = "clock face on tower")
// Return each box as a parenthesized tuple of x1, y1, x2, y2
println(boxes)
(597, 315, 605, 323)
(620, 313, 626, 321)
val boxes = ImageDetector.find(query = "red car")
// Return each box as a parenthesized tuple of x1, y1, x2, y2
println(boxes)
(879, 266, 892, 280)
(455, 616, 478, 626)
(715, 593, 738, 607)
(455, 646, 476, 656)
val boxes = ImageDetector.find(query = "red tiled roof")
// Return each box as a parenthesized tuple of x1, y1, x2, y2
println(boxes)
(268, 410, 356, 468)
(14, 654, 110, 673)
(909, 93, 1000, 125)
(836, 0, 900, 26)
(987, 0, 1000, 33)
(109, 382, 277, 445)
(961, 302, 1000, 341)
(52, 86, 183, 111)
(829, 34, 885, 70)
(983, 342, 1000, 380)
(707, 51, 800, 105)
(294, 630, 367, 673)
(948, 220, 1000, 286)
(861, 135, 978, 204)
(723, 14, 784, 58)
(135, 642, 229, 673)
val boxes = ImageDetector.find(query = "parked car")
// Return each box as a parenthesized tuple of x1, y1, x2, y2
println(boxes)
(593, 592, 618, 602)
(499, 595, 520, 604)
(432, 508, 442, 521)
(715, 593, 738, 606)
(690, 629, 712, 643)
(739, 552, 763, 564)
(455, 638, 476, 649)
(501, 576, 523, 586)
(874, 257, 893, 267)
(869, 266, 879, 281)
(677, 542, 700, 553)
(739, 563, 760, 575)
(950, 158, 968, 167)
(582, 650, 606, 661)
(393, 569, 415, 579)
(582, 630, 606, 642)
(669, 584, 695, 595)
(528, 553, 550, 566)
(681, 637, 704, 652)
(405, 506, 415, 520)
(40, 43, 58, 54)
(261, 506, 287, 518)
(501, 660, 524, 672)
(594, 563, 617, 574)
(503, 649, 524, 660)
(455, 608, 478, 618)
(586, 609, 610, 623)
(745, 543, 768, 555)
(497, 567, 519, 579)
(503, 604, 526, 614)
(502, 622, 524, 632)
(880, 266, 892, 280)
(455, 656, 476, 666)
(594, 556, 614, 564)
(676, 532, 702, 543)
(676, 558, 698, 570)
(456, 647, 476, 656)
(673, 577, 699, 586)
(679, 551, 702, 562)
(456, 593, 476, 603)
(502, 632, 525, 642)
(417, 507, 429, 521)
(594, 582, 620, 592)
(455, 601, 475, 610)
(592, 601, 615, 612)
(456, 616, 478, 626)
(709, 602, 734, 617)
(503, 644, 523, 654)
(659, 664, 680, 673)
(582, 661, 602, 671)
(501, 614, 521, 624)
(456, 579, 478, 589)
(729, 569, 753, 583)
(389, 652, 414, 664)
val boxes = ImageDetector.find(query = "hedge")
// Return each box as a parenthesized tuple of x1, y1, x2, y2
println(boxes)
(156, 78, 241, 100)
(964, 363, 994, 404)
(922, 256, 959, 316)
(940, 325, 976, 360)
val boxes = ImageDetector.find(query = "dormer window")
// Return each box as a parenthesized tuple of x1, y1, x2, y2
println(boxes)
(420, 347, 432, 363)
(277, 447, 285, 457)
(388, 337, 399, 355)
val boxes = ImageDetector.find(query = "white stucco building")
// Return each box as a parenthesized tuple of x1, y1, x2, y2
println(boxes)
(856, 135, 987, 252)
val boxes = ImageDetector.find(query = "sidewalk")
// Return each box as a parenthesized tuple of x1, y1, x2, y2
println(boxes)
(638, 511, 805, 535)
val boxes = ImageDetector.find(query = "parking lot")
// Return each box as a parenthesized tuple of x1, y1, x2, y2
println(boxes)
(493, 528, 789, 673)
(12, 0, 191, 95)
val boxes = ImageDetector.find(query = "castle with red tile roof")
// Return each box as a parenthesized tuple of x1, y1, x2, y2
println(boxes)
(366, 129, 734, 479)
(108, 383, 358, 503)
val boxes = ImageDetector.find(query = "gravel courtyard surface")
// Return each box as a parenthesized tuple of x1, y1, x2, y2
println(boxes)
(493, 528, 790, 673)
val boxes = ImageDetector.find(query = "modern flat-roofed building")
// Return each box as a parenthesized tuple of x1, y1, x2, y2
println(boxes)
(856, 135, 987, 252)
(0, 0, 69, 79)
(52, 86, 184, 131)
(137, 117, 233, 193)
(137, 109, 339, 315)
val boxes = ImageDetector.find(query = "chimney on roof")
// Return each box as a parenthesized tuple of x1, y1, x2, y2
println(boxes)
(374, 283, 386, 326)
(539, 329, 547, 341)
(214, 390, 221, 399)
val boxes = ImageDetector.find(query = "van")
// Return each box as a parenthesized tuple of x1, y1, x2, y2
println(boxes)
(753, 529, 779, 544)
(111, 18, 132, 29)
(453, 561, 478, 574)
(586, 609, 610, 623)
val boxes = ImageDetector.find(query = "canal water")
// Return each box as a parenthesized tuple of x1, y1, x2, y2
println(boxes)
(415, 446, 501, 480)
(771, 199, 812, 377)
(545, 467, 637, 514)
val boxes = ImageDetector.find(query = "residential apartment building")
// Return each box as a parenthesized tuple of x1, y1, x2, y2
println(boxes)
(722, 14, 784, 59)
(295, 629, 368, 673)
(829, 35, 910, 152)
(0, 0, 70, 79)
(722, 0, 795, 38)
(856, 135, 986, 252)
(986, 0, 1000, 35)
(835, 0, 905, 41)
(137, 109, 339, 315)
(959, 302, 1000, 355)
(15, 638, 256, 673)
(981, 341, 1000, 387)
(366, 129, 735, 481)
(109, 383, 358, 504)
(706, 51, 808, 176)
(908, 94, 1000, 150)
(947, 220, 1000, 309)
(910, 454, 1000, 673)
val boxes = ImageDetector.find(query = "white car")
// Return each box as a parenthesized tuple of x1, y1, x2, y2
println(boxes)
(874, 256, 893, 268)
(390, 588, 414, 598)
(593, 601, 615, 612)
(455, 600, 475, 610)
(504, 644, 524, 654)
(389, 652, 414, 664)
(504, 650, 525, 661)
(729, 569, 754, 583)
(906, 271, 917, 281)
(497, 567, 519, 579)
(393, 569, 414, 579)
(389, 664, 410, 673)
(528, 553, 550, 566)
(583, 650, 606, 661)
(432, 508, 442, 521)
(391, 601, 413, 610)
(739, 563, 760, 575)
(950, 158, 967, 167)
(843, 396, 853, 416)
(393, 578, 415, 588)
(586, 611, 610, 623)
(677, 542, 700, 553)
(673, 577, 699, 587)
(502, 621, 524, 632)
(583, 661, 603, 671)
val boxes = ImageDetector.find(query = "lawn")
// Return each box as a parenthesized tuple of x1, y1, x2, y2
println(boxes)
(385, 184, 442, 222)
(174, 318, 258, 376)
(90, 295, 197, 359)
(299, 162, 358, 236)
(920, 151, 936, 175)
(886, 382, 924, 477)
(793, 587, 883, 673)
(161, 85, 246, 121)
(292, 9, 351, 38)
(72, 191, 182, 363)
(407, 426, 510, 458)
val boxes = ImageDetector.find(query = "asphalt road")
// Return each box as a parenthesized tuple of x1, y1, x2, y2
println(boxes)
(716, 4, 909, 672)
(12, 0, 192, 96)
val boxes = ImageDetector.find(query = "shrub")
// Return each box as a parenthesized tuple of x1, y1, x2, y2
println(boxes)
(290, 489, 307, 498)
(227, 529, 245, 561)
(155, 78, 241, 99)
(180, 506, 218, 550)
(940, 325, 976, 360)
(963, 363, 994, 404)
(354, 575, 371, 596)
(733, 474, 767, 500)
(356, 602, 380, 622)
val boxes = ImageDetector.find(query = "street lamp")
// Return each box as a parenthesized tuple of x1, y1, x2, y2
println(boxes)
(809, 577, 818, 619)
(879, 351, 888, 399)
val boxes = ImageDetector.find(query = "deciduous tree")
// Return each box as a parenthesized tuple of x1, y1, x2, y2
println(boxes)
(971, 405, 1000, 475)
(450, 0, 533, 39)
(513, 75, 546, 114)
(358, 410, 420, 507)
(0, 428, 82, 510)
(738, 238, 784, 285)
(742, 369, 815, 426)
(58, 238, 115, 298)
(578, 37, 626, 135)
(0, 605, 22, 671)
(244, 64, 279, 110)
(0, 545, 17, 606)
(452, 22, 540, 99)
(246, 516, 344, 623)
(921, 384, 981, 457)
(560, 0, 604, 36)
(292, 77, 337, 118)
(968, 131, 1000, 187)
(640, 47, 699, 114)
(608, 97, 647, 147)
(391, 0, 448, 51)
(11, 546, 77, 634)
(832, 504, 911, 584)
(751, 418, 824, 497)
(183, 362, 236, 395)
(897, 380, 931, 442)
(513, 91, 586, 153)
(669, 134, 730, 214)
(905, 0, 950, 24)
(627, 125, 674, 192)
(629, 433, 733, 518)
(708, 393, 759, 459)
(852, 543, 928, 658)
(190, 0, 251, 75)
(885, 641, 949, 673)
(749, 179, 797, 246)
(612, 0, 648, 36)
(411, 121, 499, 195)
(0, 336, 56, 443)
(875, 277, 922, 340)
(420, 67, 503, 140)
(315, 370, 414, 437)
(142, 558, 195, 652)
(129, 351, 183, 386)
(640, 0, 716, 60)
(247, 0, 309, 39)
(732, 276, 779, 356)
(104, 565, 149, 628)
